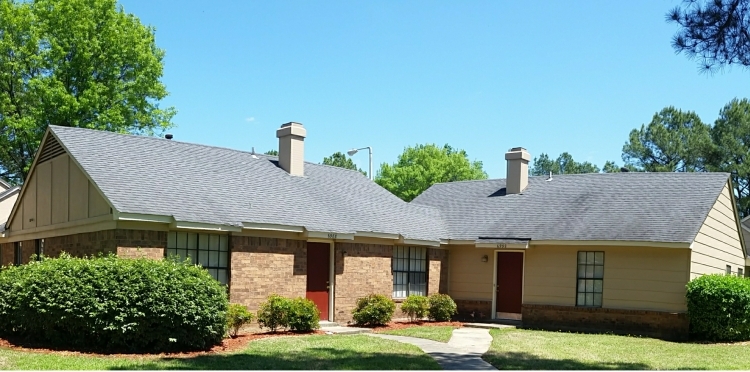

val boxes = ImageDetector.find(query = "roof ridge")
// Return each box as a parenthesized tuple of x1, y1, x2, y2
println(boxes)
(50, 126, 369, 172)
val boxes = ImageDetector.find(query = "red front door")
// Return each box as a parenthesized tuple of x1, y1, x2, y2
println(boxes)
(306, 242, 330, 320)
(496, 252, 523, 314)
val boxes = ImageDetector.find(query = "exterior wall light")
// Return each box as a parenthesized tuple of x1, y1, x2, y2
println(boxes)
(481, 254, 488, 262)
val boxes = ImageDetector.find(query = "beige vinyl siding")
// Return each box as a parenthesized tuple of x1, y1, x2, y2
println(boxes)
(524, 246, 576, 306)
(8, 154, 111, 234)
(524, 245, 690, 313)
(22, 172, 36, 230)
(50, 155, 69, 224)
(690, 182, 745, 278)
(447, 245, 494, 301)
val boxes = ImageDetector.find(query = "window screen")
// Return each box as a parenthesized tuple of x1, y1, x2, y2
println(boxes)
(576, 251, 604, 307)
(167, 232, 229, 285)
(392, 246, 427, 298)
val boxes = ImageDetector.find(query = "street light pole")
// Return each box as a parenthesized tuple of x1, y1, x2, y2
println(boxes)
(347, 146, 373, 180)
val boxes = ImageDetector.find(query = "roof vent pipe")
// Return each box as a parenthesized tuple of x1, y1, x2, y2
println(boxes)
(505, 147, 531, 194)
(165, 134, 173, 140)
(276, 122, 307, 176)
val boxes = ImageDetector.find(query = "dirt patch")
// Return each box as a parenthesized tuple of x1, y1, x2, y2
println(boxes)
(349, 320, 464, 332)
(0, 328, 324, 358)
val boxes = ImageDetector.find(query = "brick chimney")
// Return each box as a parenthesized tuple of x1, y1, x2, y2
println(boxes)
(276, 122, 306, 176)
(505, 147, 530, 194)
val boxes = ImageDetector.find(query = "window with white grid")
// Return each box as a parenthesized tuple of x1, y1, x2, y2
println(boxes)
(167, 232, 229, 285)
(392, 246, 427, 298)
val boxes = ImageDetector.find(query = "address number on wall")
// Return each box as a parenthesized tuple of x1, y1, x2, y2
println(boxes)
(327, 233, 338, 239)
(496, 244, 507, 248)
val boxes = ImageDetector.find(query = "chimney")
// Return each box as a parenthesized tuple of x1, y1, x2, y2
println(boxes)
(505, 147, 531, 194)
(276, 122, 307, 176)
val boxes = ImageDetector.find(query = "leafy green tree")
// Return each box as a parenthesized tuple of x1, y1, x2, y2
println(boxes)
(322, 151, 365, 175)
(0, 0, 175, 184)
(602, 161, 621, 173)
(375, 144, 487, 201)
(622, 107, 712, 172)
(264, 150, 278, 156)
(667, 0, 750, 73)
(530, 152, 601, 176)
(709, 98, 750, 217)
(601, 161, 640, 173)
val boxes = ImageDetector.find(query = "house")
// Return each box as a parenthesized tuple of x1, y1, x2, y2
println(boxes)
(0, 179, 20, 233)
(0, 123, 745, 341)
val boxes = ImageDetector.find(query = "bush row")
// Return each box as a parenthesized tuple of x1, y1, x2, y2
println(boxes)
(352, 293, 458, 325)
(257, 294, 320, 332)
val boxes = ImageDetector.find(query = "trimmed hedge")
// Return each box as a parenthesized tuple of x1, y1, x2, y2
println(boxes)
(401, 295, 428, 322)
(227, 303, 254, 338)
(0, 254, 228, 352)
(256, 294, 320, 332)
(427, 294, 457, 321)
(352, 294, 395, 326)
(686, 274, 750, 341)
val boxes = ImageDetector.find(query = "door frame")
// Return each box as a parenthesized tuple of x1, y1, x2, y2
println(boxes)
(491, 249, 526, 320)
(307, 239, 335, 322)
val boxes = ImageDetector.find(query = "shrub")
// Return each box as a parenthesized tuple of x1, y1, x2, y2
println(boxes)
(288, 298, 320, 332)
(0, 253, 228, 352)
(227, 303, 254, 338)
(686, 274, 750, 341)
(352, 294, 395, 326)
(401, 295, 429, 322)
(257, 294, 291, 332)
(428, 294, 457, 321)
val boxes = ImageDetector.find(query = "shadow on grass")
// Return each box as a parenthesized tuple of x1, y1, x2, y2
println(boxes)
(482, 351, 651, 370)
(108, 347, 440, 370)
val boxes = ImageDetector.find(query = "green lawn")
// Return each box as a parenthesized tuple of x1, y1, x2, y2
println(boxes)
(484, 328, 750, 370)
(379, 325, 458, 342)
(0, 335, 440, 370)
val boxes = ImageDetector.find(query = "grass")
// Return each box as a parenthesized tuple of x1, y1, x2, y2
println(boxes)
(0, 334, 440, 370)
(484, 328, 750, 370)
(379, 325, 458, 342)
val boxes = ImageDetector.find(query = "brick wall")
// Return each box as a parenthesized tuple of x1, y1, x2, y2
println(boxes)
(334, 242, 393, 323)
(455, 299, 493, 320)
(522, 304, 689, 341)
(114, 229, 166, 259)
(18, 239, 36, 264)
(229, 236, 307, 313)
(0, 243, 13, 266)
(428, 248, 449, 295)
(44, 230, 118, 258)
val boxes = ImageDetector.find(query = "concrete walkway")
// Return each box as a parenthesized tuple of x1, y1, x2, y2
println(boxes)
(367, 327, 496, 370)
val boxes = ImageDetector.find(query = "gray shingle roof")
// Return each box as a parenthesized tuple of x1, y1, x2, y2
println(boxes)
(411, 172, 730, 243)
(45, 126, 731, 245)
(49, 126, 447, 241)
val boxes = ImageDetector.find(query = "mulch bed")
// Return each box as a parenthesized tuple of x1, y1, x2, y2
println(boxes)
(351, 320, 465, 332)
(0, 329, 325, 359)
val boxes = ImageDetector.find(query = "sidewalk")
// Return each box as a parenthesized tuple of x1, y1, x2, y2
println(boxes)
(367, 327, 497, 370)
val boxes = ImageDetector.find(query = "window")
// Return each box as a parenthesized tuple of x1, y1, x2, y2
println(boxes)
(576, 251, 604, 307)
(35, 239, 43, 261)
(14, 242, 22, 265)
(739, 268, 744, 277)
(166, 232, 229, 285)
(392, 246, 427, 298)
(727, 265, 732, 275)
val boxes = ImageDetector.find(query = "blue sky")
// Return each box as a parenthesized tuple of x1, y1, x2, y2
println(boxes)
(119, 0, 749, 179)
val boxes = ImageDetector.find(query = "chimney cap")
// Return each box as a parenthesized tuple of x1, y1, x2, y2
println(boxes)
(165, 134, 173, 140)
(277, 122, 307, 138)
(505, 147, 531, 161)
